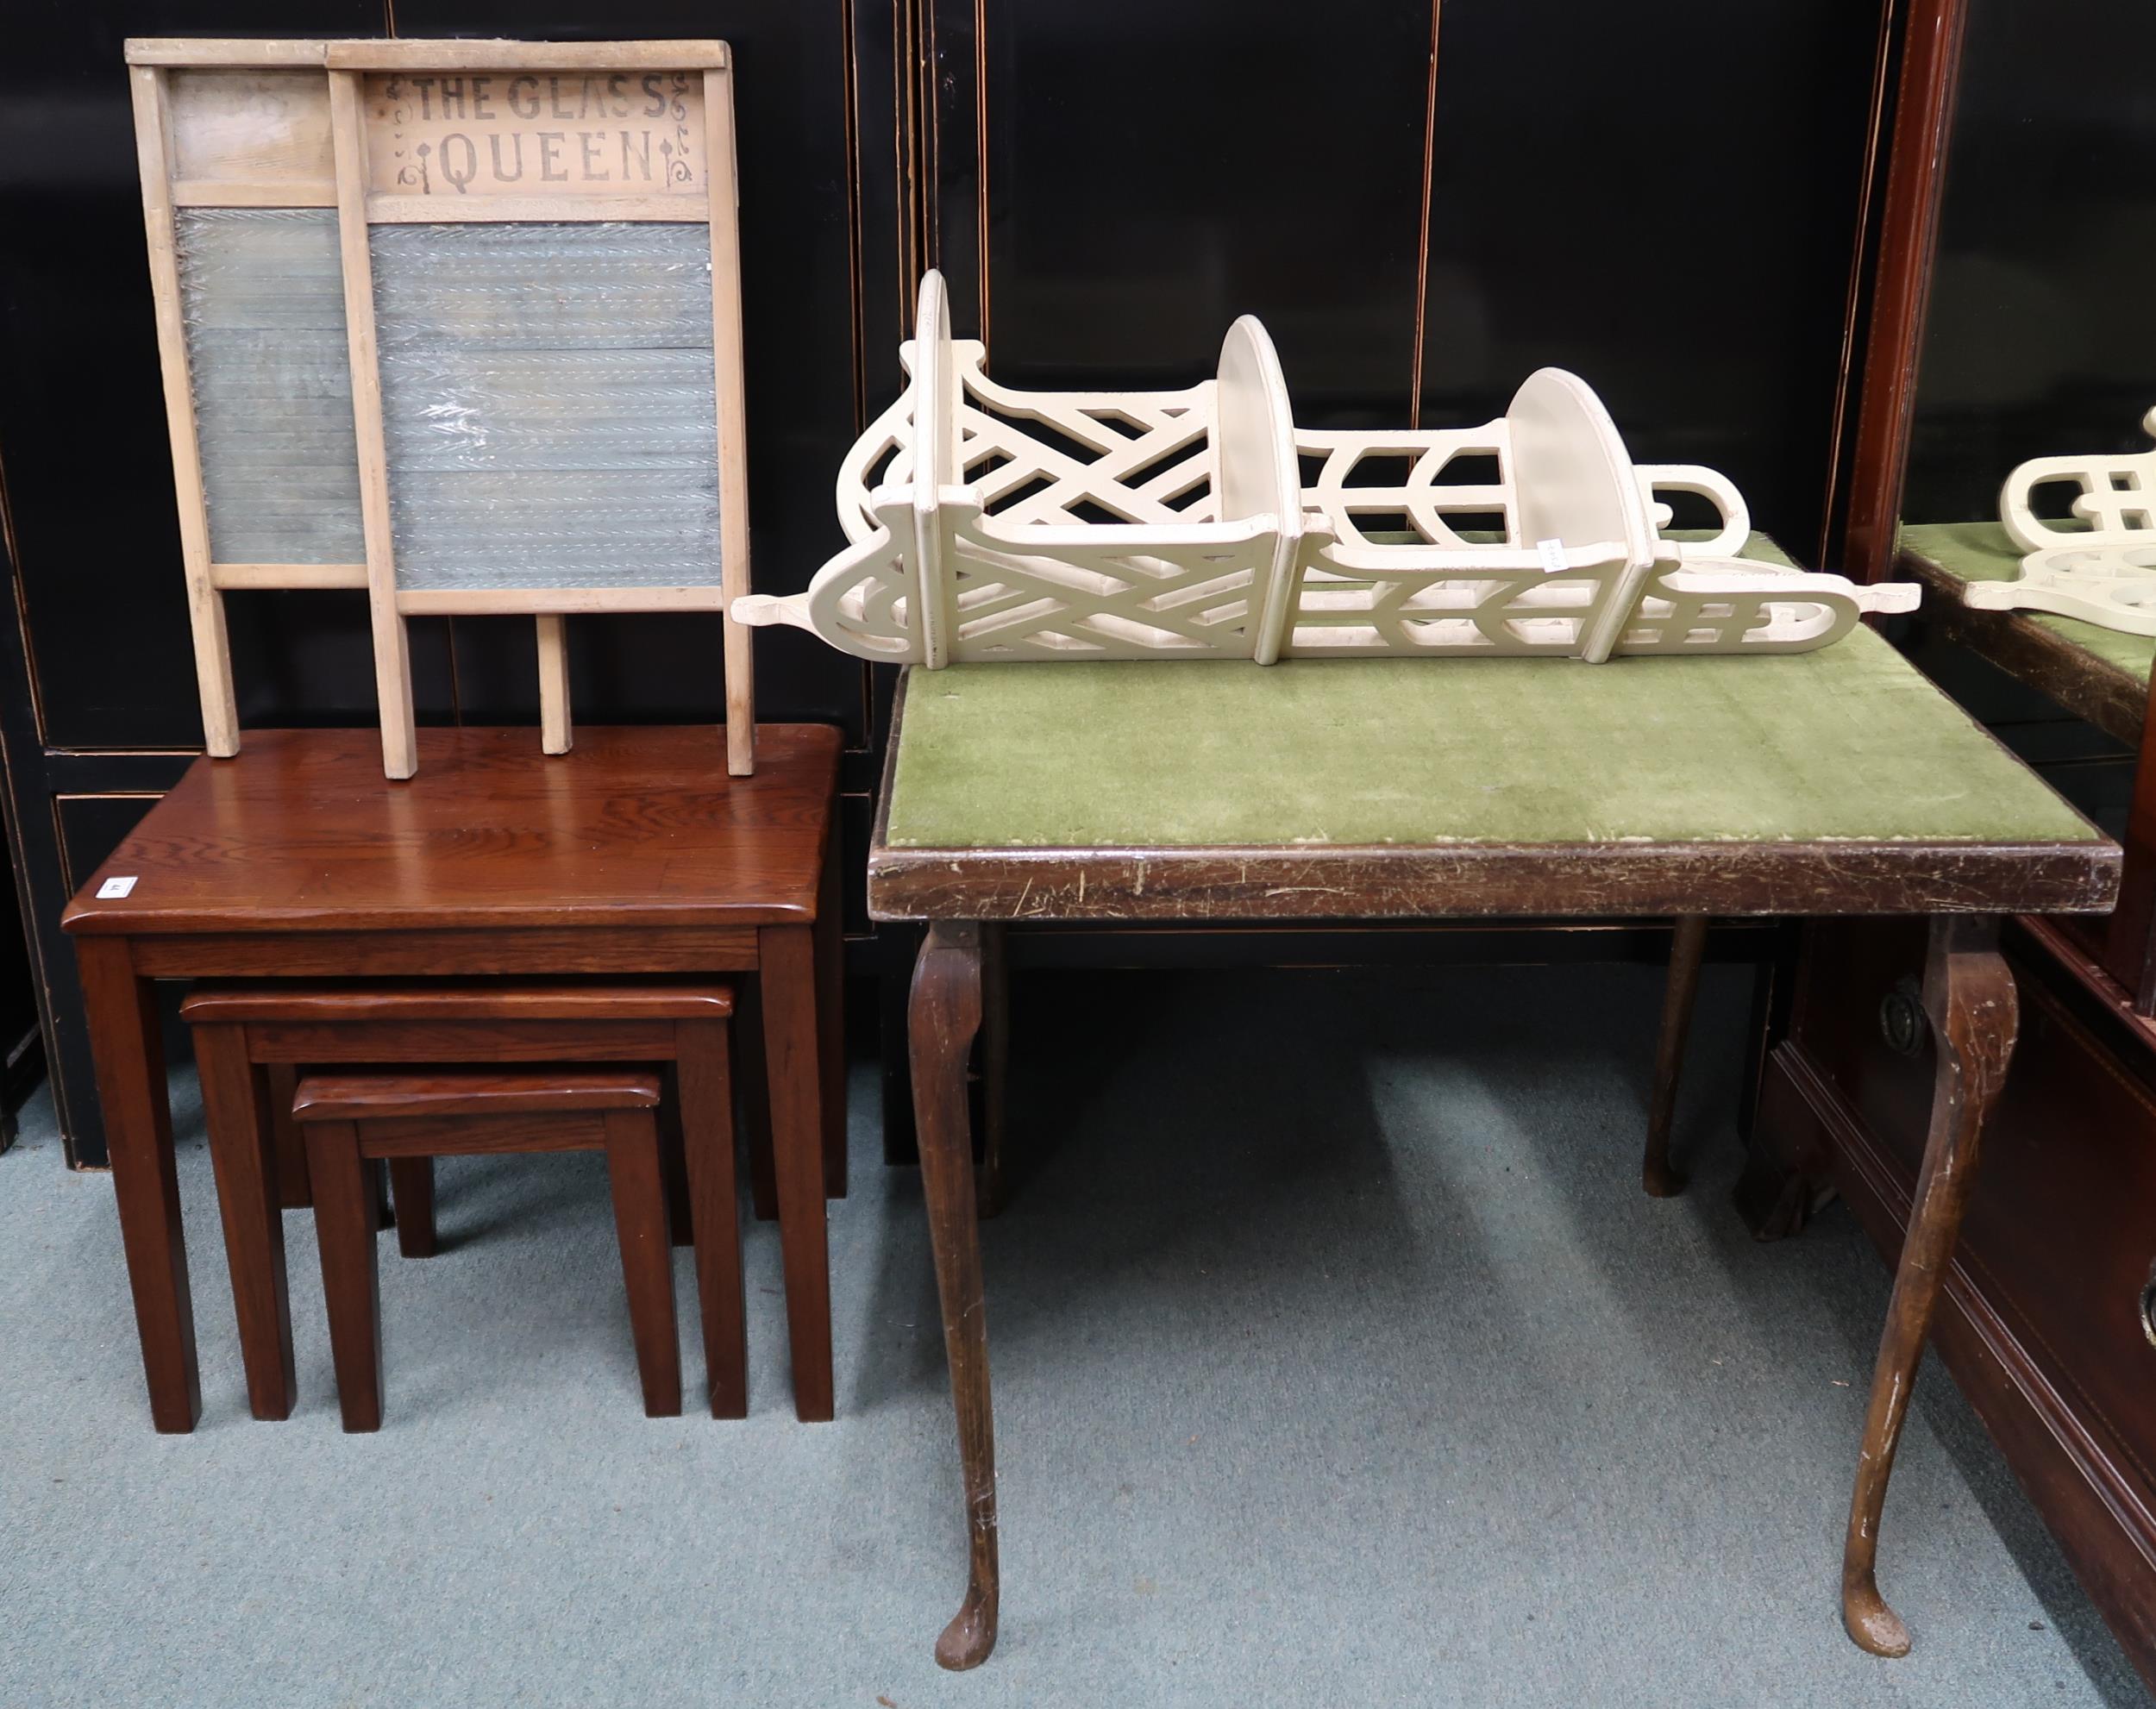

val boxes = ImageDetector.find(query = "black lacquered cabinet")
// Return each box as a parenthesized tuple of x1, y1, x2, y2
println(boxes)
(1, 0, 1890, 1164)
(928, 0, 1881, 536)
(0, 0, 875, 1163)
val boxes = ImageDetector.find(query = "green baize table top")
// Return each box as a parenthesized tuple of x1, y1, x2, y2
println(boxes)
(884, 535, 2103, 856)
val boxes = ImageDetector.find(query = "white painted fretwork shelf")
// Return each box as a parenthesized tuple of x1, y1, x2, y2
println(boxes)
(733, 271, 1916, 666)
(1966, 407, 2156, 635)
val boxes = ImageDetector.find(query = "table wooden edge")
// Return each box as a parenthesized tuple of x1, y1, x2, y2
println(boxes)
(1902, 546, 2148, 748)
(866, 836, 2121, 923)
(66, 926, 771, 980)
(59, 902, 817, 937)
(870, 661, 2122, 924)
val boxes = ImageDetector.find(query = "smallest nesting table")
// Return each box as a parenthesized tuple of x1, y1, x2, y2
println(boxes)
(291, 1067, 692, 1430)
(62, 723, 844, 1431)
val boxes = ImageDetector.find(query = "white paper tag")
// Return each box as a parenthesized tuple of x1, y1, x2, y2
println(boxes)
(1535, 537, 1567, 575)
(97, 876, 138, 899)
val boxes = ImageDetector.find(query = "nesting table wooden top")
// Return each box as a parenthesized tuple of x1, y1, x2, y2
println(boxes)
(65, 723, 841, 937)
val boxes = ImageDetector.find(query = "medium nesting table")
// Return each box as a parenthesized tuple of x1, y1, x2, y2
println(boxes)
(869, 625, 2120, 1668)
(61, 723, 845, 1430)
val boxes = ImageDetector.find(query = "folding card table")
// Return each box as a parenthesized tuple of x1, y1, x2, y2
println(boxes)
(868, 609, 2119, 1668)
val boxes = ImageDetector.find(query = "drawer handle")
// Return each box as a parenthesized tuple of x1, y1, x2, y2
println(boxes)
(1879, 978, 1927, 1058)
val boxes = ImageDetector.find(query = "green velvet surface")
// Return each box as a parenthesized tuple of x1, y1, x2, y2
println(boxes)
(885, 535, 2099, 852)
(1900, 519, 2154, 687)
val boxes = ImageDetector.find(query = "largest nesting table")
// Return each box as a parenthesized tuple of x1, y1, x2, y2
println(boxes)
(61, 723, 844, 1430)
(868, 623, 2121, 1669)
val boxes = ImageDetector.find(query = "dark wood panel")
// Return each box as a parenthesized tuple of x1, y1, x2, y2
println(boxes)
(0, 2, 399, 753)
(1424, 0, 1881, 560)
(968, 0, 1433, 421)
(850, 0, 910, 413)
(53, 793, 165, 902)
(0, 792, 42, 1147)
(0, 480, 60, 1149)
(0, 2, 1900, 1174)
(228, 597, 455, 735)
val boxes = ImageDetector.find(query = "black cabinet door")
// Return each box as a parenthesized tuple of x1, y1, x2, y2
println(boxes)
(0, 3, 881, 1161)
(928, 0, 1882, 555)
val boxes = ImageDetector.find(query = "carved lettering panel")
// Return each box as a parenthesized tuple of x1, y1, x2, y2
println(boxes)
(360, 71, 706, 200)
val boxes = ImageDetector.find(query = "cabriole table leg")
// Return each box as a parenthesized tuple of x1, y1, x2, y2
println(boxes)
(1841, 914, 2018, 1656)
(759, 923, 834, 1423)
(975, 921, 1009, 1219)
(911, 920, 1000, 1670)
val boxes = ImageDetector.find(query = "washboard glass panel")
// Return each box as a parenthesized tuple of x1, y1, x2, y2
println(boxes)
(370, 222, 723, 592)
(175, 208, 366, 565)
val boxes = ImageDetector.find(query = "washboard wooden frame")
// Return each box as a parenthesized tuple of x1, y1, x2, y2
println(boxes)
(126, 40, 359, 763)
(124, 38, 757, 779)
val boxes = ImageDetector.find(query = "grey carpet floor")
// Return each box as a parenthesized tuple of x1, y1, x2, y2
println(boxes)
(0, 962, 2146, 1708)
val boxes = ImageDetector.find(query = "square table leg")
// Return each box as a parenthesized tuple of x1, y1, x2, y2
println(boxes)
(264, 1061, 311, 1208)
(193, 1019, 297, 1420)
(76, 937, 200, 1433)
(677, 1017, 748, 1420)
(759, 922, 835, 1423)
(1841, 913, 2019, 1656)
(909, 920, 1000, 1670)
(736, 976, 779, 1223)
(737, 965, 780, 1224)
(1642, 914, 1709, 1198)
(603, 1109, 685, 1418)
(304, 1117, 385, 1434)
(815, 801, 848, 1199)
